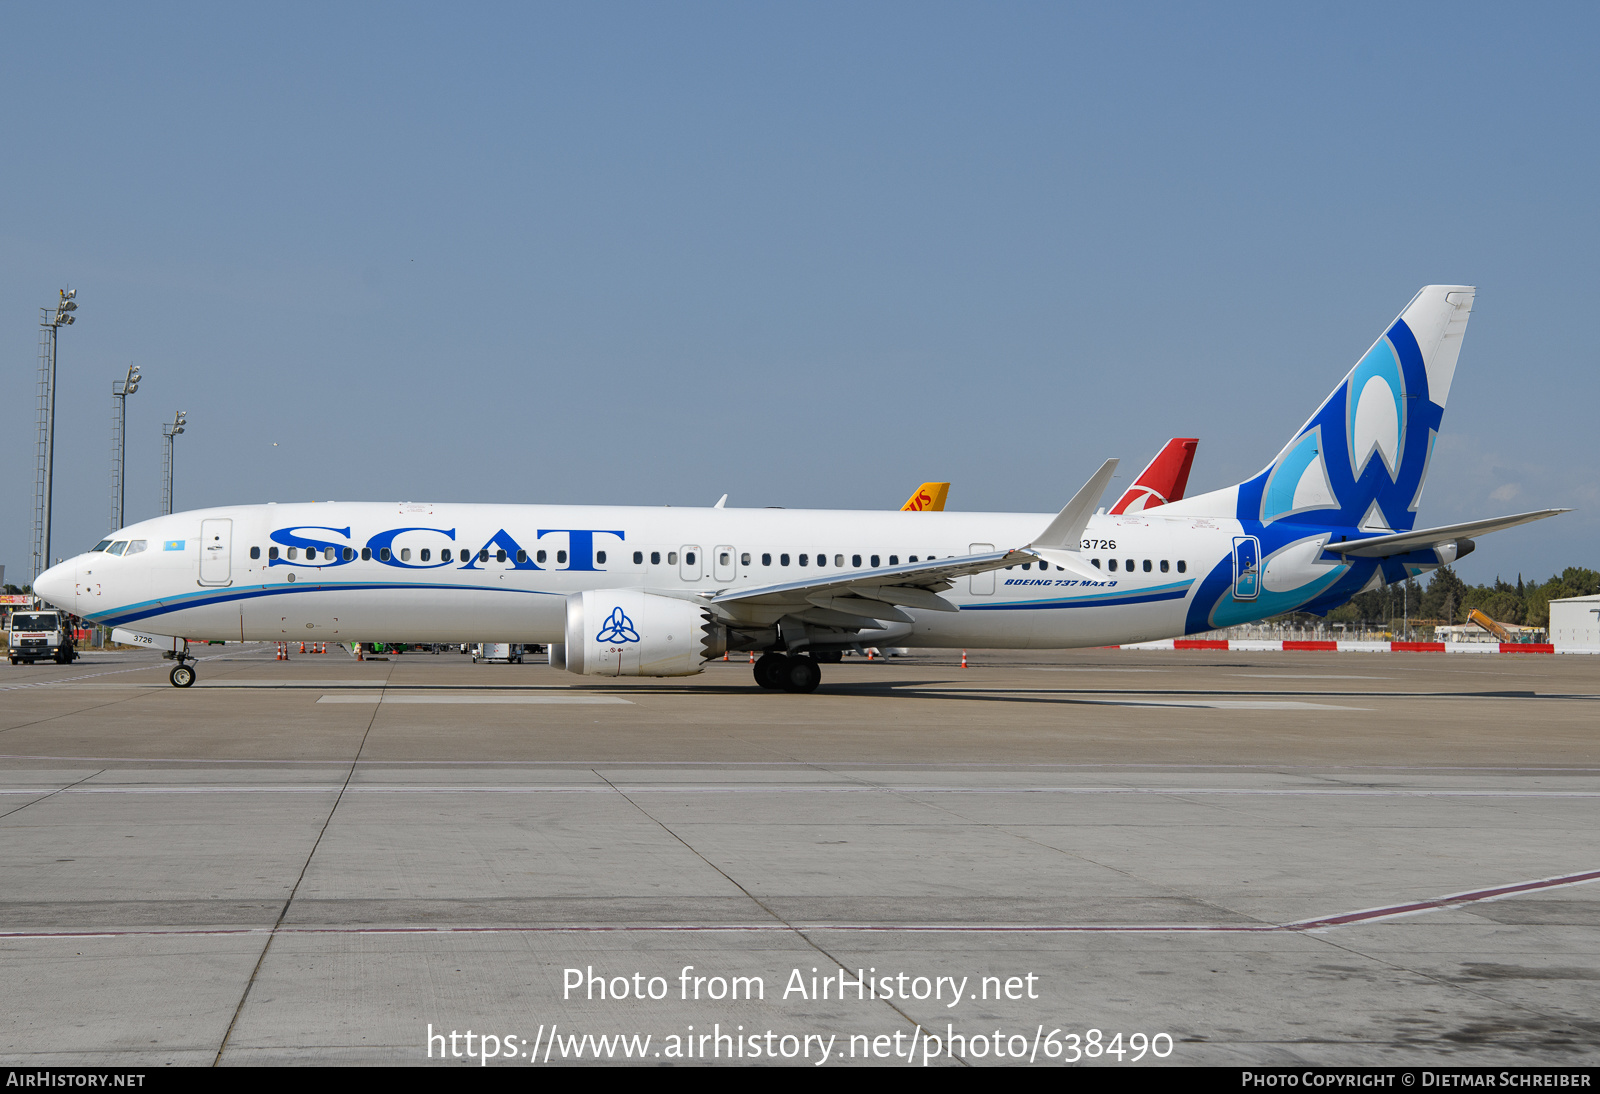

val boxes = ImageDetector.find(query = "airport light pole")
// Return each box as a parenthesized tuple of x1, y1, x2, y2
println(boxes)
(161, 410, 188, 516)
(110, 364, 141, 533)
(32, 289, 78, 584)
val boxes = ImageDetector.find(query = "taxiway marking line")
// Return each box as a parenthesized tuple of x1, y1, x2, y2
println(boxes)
(1, 868, 1594, 940)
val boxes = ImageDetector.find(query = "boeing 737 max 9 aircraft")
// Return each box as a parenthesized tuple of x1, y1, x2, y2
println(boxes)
(33, 286, 1565, 691)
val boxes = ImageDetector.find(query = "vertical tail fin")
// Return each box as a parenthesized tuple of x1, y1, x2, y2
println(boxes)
(1166, 286, 1474, 533)
(1109, 437, 1198, 514)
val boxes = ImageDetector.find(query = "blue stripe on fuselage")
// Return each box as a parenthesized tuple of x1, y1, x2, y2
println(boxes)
(91, 580, 561, 628)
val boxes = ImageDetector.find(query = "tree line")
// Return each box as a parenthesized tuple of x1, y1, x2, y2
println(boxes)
(1321, 566, 1600, 629)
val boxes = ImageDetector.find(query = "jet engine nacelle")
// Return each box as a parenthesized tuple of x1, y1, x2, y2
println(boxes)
(561, 589, 725, 677)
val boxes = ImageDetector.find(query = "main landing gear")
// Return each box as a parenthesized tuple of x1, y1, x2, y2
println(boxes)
(753, 652, 821, 694)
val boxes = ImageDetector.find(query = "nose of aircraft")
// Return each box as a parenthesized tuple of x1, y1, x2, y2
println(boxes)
(33, 560, 77, 612)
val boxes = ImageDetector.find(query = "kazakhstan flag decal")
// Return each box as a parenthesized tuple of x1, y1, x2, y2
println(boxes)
(163, 540, 185, 551)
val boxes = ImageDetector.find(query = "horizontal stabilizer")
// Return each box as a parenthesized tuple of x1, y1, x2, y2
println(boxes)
(1030, 459, 1119, 549)
(1322, 509, 1568, 558)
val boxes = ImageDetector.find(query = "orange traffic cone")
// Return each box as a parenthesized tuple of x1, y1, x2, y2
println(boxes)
(299, 642, 306, 654)
(961, 649, 968, 668)
(276, 642, 286, 661)
(749, 650, 755, 664)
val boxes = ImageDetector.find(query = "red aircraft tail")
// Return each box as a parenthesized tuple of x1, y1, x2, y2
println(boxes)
(1108, 438, 1198, 515)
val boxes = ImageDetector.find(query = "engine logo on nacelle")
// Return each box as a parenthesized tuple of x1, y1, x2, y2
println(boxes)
(595, 607, 640, 644)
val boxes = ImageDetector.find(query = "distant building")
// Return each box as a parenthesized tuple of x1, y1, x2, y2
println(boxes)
(1548, 595, 1600, 645)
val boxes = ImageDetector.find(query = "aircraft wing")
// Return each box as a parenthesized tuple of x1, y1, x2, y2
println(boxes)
(709, 548, 1034, 618)
(1321, 509, 1569, 558)
(710, 459, 1121, 623)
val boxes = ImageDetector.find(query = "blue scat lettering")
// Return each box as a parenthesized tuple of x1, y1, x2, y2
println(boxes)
(533, 529, 625, 572)
(365, 527, 458, 568)
(460, 529, 541, 570)
(269, 526, 353, 567)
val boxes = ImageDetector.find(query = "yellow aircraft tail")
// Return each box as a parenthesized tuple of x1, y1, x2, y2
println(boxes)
(901, 482, 949, 512)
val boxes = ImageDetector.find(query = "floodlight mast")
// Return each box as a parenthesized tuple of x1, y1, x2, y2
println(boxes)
(161, 410, 188, 516)
(33, 288, 79, 585)
(110, 363, 141, 533)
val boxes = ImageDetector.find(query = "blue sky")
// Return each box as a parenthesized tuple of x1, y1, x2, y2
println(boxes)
(3, 3, 1595, 588)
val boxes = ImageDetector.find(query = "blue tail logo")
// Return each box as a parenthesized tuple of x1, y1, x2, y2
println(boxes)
(1246, 318, 1440, 534)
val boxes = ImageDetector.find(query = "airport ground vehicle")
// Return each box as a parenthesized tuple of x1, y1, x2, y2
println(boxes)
(473, 643, 525, 663)
(8, 610, 76, 664)
(34, 287, 1566, 692)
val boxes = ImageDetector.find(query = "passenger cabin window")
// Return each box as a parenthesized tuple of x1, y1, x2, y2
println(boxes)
(684, 551, 694, 565)
(835, 554, 844, 567)
(719, 552, 730, 566)
(799, 554, 808, 566)
(761, 553, 771, 566)
(1125, 558, 1134, 572)
(1143, 559, 1152, 572)
(741, 553, 751, 565)
(537, 550, 548, 563)
(633, 551, 644, 564)
(780, 553, 790, 566)
(288, 547, 299, 560)
(250, 547, 260, 560)
(379, 548, 391, 561)
(668, 552, 678, 565)
(650, 551, 660, 565)
(361, 548, 371, 561)
(596, 551, 606, 564)
(1177, 560, 1187, 573)
(400, 548, 411, 562)
(420, 549, 431, 562)
(497, 549, 507, 563)
(870, 555, 880, 567)
(1091, 558, 1100, 568)
(889, 555, 898, 565)
(343, 547, 354, 561)
(269, 546, 279, 560)
(1160, 560, 1169, 573)
(478, 549, 489, 562)
(1108, 559, 1117, 571)
(1021, 563, 1031, 570)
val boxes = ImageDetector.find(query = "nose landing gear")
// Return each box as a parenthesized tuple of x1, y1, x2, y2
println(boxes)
(163, 642, 197, 687)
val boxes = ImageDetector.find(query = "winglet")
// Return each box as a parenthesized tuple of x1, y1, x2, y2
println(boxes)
(1029, 459, 1119, 549)
(713, 494, 728, 509)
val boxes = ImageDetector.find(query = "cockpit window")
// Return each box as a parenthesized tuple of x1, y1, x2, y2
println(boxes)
(107, 541, 129, 556)
(124, 540, 148, 555)
(92, 540, 112, 552)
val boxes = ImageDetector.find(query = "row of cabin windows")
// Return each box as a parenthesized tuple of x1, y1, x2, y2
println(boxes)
(629, 551, 952, 568)
(249, 546, 570, 564)
(1089, 558, 1186, 573)
(244, 544, 1186, 577)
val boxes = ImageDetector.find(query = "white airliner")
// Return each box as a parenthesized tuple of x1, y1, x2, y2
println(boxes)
(33, 286, 1564, 691)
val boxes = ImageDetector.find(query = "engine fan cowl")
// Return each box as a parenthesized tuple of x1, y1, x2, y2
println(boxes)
(563, 589, 724, 677)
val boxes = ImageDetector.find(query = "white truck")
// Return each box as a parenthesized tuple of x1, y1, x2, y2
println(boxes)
(8, 609, 77, 665)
